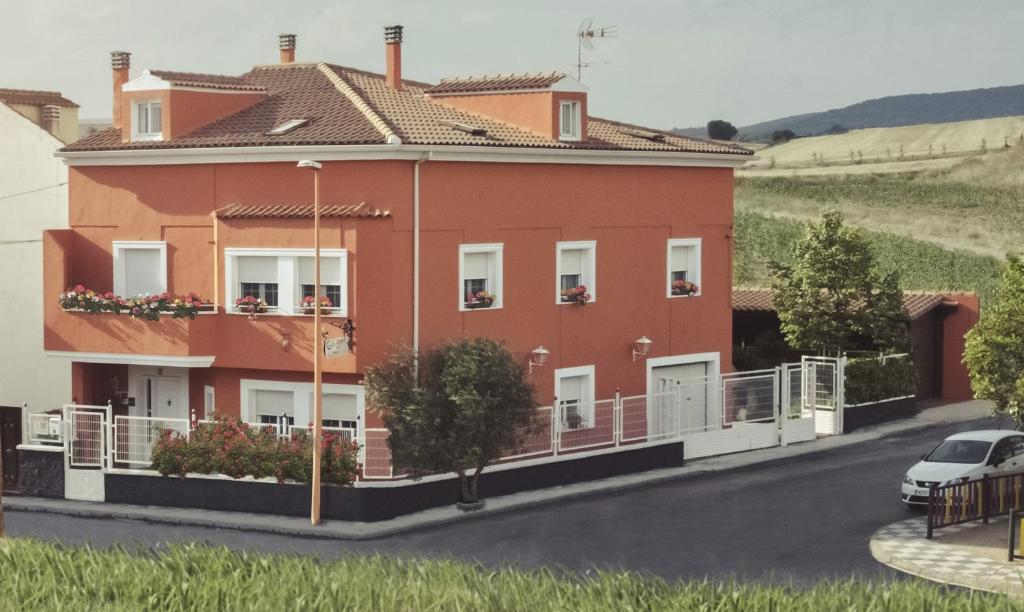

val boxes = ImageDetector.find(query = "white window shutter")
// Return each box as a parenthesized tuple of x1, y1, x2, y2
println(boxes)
(463, 252, 490, 279)
(253, 390, 294, 418)
(671, 245, 690, 273)
(237, 256, 279, 283)
(123, 248, 162, 296)
(561, 249, 583, 276)
(320, 393, 358, 422)
(298, 256, 342, 285)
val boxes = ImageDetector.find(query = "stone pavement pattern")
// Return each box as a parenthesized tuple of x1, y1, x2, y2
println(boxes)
(871, 516, 1024, 594)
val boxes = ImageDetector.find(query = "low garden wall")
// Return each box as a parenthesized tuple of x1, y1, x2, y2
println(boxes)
(105, 441, 685, 522)
(16, 446, 64, 498)
(843, 397, 918, 433)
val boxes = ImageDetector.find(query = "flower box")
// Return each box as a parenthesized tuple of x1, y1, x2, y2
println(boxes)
(300, 295, 333, 315)
(58, 285, 207, 320)
(671, 280, 699, 297)
(560, 285, 591, 305)
(463, 291, 497, 310)
(234, 296, 268, 314)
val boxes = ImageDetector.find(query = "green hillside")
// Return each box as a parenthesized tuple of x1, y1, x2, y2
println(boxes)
(735, 146, 1024, 258)
(733, 210, 1002, 305)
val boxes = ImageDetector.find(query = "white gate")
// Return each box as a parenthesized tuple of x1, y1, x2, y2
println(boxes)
(803, 356, 845, 435)
(63, 403, 110, 502)
(780, 363, 815, 445)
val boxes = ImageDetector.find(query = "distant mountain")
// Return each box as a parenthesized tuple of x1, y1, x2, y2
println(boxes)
(673, 83, 1024, 142)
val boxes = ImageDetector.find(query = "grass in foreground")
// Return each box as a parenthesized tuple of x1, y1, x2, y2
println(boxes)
(0, 538, 1018, 611)
(734, 210, 1003, 304)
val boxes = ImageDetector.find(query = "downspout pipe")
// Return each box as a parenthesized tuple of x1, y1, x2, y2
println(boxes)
(413, 153, 430, 359)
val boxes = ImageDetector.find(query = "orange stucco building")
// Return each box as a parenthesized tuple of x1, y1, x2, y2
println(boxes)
(45, 28, 751, 438)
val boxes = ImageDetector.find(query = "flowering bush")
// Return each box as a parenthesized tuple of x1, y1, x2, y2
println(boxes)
(560, 285, 591, 305)
(671, 280, 699, 296)
(150, 415, 360, 486)
(58, 285, 205, 320)
(234, 295, 268, 314)
(301, 295, 332, 314)
(464, 291, 496, 309)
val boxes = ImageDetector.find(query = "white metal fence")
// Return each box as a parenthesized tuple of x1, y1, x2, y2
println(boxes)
(47, 357, 844, 481)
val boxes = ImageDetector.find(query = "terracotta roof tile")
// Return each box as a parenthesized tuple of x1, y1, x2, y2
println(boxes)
(216, 202, 390, 219)
(732, 288, 954, 321)
(0, 88, 79, 108)
(426, 72, 566, 94)
(63, 62, 751, 156)
(149, 70, 266, 91)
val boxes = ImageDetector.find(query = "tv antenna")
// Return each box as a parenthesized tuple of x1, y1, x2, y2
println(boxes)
(576, 19, 617, 81)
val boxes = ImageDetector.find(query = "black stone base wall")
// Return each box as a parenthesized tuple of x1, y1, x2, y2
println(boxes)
(844, 397, 918, 433)
(17, 448, 64, 498)
(106, 441, 684, 522)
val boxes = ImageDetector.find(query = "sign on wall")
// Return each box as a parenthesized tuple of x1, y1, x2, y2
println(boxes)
(324, 337, 346, 359)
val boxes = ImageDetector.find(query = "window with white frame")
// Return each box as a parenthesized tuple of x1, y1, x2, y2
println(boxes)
(224, 248, 347, 316)
(559, 101, 581, 141)
(556, 241, 596, 304)
(667, 238, 701, 297)
(203, 385, 215, 420)
(298, 256, 342, 312)
(555, 365, 595, 429)
(241, 379, 364, 433)
(113, 241, 167, 297)
(132, 100, 162, 141)
(316, 392, 359, 431)
(252, 389, 295, 427)
(459, 244, 503, 310)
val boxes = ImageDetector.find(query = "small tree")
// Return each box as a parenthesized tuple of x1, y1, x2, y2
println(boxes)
(364, 339, 536, 503)
(772, 129, 796, 143)
(769, 210, 909, 355)
(964, 255, 1024, 421)
(706, 119, 738, 141)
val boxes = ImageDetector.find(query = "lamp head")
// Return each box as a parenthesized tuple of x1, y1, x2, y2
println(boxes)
(297, 159, 322, 169)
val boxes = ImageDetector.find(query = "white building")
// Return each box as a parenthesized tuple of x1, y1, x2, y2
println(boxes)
(0, 89, 78, 425)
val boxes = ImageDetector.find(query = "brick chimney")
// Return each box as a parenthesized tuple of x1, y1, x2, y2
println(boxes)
(111, 51, 131, 130)
(41, 104, 60, 135)
(384, 25, 403, 90)
(279, 33, 296, 64)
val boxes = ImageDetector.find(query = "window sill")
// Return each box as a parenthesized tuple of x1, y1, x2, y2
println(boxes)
(557, 300, 595, 306)
(132, 133, 163, 142)
(460, 304, 502, 312)
(667, 293, 702, 299)
(227, 311, 349, 318)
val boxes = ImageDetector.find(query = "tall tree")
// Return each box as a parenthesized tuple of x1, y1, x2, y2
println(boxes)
(769, 210, 909, 355)
(707, 119, 738, 141)
(964, 255, 1024, 421)
(364, 339, 536, 504)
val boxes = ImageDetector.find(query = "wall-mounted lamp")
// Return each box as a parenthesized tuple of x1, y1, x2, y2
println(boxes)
(632, 336, 653, 362)
(529, 346, 550, 373)
(281, 332, 291, 351)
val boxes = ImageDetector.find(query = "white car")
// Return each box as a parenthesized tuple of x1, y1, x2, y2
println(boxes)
(902, 430, 1024, 506)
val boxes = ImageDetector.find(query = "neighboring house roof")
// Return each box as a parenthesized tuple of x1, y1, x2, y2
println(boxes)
(0, 88, 79, 108)
(147, 70, 267, 92)
(425, 72, 567, 94)
(63, 63, 751, 156)
(215, 202, 390, 219)
(731, 288, 956, 321)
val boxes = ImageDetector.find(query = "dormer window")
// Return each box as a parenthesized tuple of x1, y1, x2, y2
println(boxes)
(132, 100, 162, 141)
(559, 101, 581, 141)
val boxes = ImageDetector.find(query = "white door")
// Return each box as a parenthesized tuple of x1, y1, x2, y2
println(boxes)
(651, 362, 709, 436)
(136, 376, 182, 419)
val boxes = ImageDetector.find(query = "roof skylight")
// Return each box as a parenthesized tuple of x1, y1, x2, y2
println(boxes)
(266, 118, 309, 135)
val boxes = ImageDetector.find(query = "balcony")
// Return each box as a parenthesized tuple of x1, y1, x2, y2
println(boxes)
(42, 230, 359, 373)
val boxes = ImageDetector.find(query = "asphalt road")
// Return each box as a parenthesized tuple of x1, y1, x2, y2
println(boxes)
(6, 417, 1001, 583)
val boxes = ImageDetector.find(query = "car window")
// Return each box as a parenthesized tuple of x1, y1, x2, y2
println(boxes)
(925, 440, 992, 464)
(1011, 436, 1024, 457)
(991, 439, 1014, 463)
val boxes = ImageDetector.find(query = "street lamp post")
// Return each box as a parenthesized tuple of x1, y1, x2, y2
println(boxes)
(298, 159, 323, 525)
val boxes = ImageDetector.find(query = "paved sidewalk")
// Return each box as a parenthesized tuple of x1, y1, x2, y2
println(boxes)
(7, 400, 994, 540)
(870, 516, 1024, 594)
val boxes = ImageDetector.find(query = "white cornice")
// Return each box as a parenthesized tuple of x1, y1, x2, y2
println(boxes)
(45, 351, 215, 368)
(57, 144, 750, 168)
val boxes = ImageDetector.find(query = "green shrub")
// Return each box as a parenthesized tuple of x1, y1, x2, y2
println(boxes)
(150, 416, 359, 486)
(844, 355, 917, 405)
(0, 539, 1016, 612)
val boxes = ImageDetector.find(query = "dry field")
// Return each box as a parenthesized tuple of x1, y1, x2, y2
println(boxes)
(743, 115, 1024, 173)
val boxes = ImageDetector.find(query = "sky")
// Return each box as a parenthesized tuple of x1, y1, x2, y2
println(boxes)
(2, 0, 1022, 129)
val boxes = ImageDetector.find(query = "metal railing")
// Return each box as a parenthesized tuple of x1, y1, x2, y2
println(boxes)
(113, 416, 190, 465)
(927, 472, 1024, 538)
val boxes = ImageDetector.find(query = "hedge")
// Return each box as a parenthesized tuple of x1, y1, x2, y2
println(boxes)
(844, 355, 917, 405)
